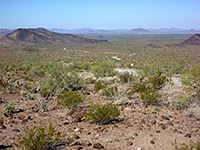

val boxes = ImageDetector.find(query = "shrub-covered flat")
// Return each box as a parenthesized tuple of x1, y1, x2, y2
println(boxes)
(0, 34, 200, 150)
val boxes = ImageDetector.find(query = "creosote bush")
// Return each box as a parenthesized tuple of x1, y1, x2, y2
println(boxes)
(119, 72, 135, 83)
(85, 102, 120, 124)
(0, 76, 9, 89)
(58, 90, 85, 109)
(94, 80, 106, 91)
(172, 138, 200, 150)
(182, 64, 200, 101)
(1, 102, 16, 117)
(91, 61, 116, 77)
(101, 86, 119, 99)
(16, 123, 64, 150)
(130, 70, 167, 105)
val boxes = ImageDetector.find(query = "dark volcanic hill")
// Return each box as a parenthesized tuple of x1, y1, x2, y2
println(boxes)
(180, 34, 200, 45)
(0, 28, 108, 45)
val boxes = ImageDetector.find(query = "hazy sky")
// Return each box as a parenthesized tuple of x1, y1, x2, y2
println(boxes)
(0, 0, 199, 29)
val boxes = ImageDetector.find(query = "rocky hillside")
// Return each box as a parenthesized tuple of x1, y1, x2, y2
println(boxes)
(180, 34, 200, 45)
(0, 28, 108, 45)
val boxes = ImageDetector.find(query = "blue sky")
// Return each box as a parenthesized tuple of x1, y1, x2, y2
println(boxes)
(0, 0, 199, 29)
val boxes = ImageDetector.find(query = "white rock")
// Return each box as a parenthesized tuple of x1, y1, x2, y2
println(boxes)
(74, 128, 80, 132)
(112, 56, 121, 60)
(115, 68, 138, 76)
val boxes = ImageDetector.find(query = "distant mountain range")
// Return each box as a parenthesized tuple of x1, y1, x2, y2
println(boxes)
(0, 28, 200, 35)
(0, 28, 108, 45)
(49, 28, 200, 34)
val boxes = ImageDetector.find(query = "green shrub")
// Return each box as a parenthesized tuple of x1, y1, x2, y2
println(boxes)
(1, 102, 16, 117)
(140, 85, 161, 105)
(0, 77, 9, 89)
(62, 72, 85, 91)
(101, 86, 119, 98)
(40, 71, 85, 98)
(148, 70, 168, 90)
(79, 62, 91, 70)
(85, 102, 120, 124)
(171, 94, 189, 109)
(58, 90, 85, 109)
(172, 138, 200, 150)
(119, 72, 135, 83)
(16, 123, 63, 150)
(40, 77, 60, 98)
(129, 70, 167, 105)
(94, 80, 106, 91)
(91, 61, 116, 77)
(182, 64, 200, 101)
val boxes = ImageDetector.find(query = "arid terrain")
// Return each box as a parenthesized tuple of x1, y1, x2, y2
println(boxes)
(0, 30, 200, 150)
(0, 28, 108, 45)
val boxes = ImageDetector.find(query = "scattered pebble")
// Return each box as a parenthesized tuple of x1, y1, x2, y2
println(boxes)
(93, 143, 104, 149)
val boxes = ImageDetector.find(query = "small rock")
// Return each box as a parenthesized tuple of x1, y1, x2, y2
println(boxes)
(161, 116, 170, 120)
(166, 121, 174, 126)
(0, 145, 12, 149)
(133, 133, 138, 136)
(17, 109, 24, 113)
(71, 141, 82, 146)
(19, 115, 31, 120)
(64, 120, 69, 125)
(80, 140, 92, 146)
(156, 130, 160, 133)
(0, 124, 6, 129)
(137, 147, 143, 150)
(151, 120, 157, 125)
(93, 143, 104, 149)
(105, 139, 113, 143)
(185, 133, 192, 138)
(12, 129, 20, 132)
(0, 100, 4, 104)
(74, 128, 80, 132)
(151, 140, 155, 144)
(95, 134, 100, 138)
(74, 135, 80, 140)
(114, 139, 120, 142)
(127, 141, 133, 146)
(24, 115, 31, 120)
(159, 123, 166, 130)
(8, 119, 16, 124)
(152, 137, 156, 141)
(0, 119, 3, 125)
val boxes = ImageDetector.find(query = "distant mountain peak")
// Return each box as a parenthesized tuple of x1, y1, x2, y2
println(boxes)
(0, 28, 108, 45)
(180, 34, 200, 45)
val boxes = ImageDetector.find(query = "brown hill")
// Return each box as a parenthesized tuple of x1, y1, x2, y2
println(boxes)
(180, 34, 200, 45)
(0, 28, 108, 45)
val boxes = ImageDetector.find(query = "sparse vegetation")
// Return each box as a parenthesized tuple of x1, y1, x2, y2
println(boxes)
(118, 72, 135, 83)
(173, 138, 200, 150)
(16, 123, 64, 150)
(85, 102, 120, 124)
(1, 34, 200, 149)
(100, 86, 119, 99)
(1, 102, 16, 117)
(129, 70, 168, 105)
(94, 80, 106, 91)
(182, 64, 200, 102)
(58, 90, 85, 109)
(91, 61, 116, 77)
